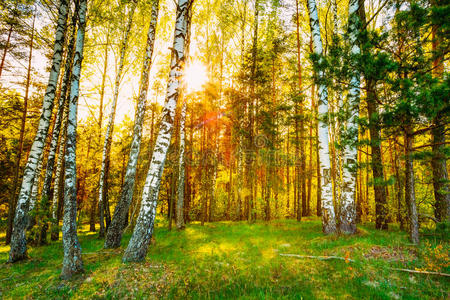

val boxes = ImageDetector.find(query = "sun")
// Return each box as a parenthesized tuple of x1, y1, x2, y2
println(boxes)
(184, 61, 207, 93)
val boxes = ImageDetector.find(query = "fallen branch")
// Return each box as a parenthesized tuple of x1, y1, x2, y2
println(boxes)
(82, 251, 120, 255)
(279, 253, 355, 262)
(391, 268, 450, 277)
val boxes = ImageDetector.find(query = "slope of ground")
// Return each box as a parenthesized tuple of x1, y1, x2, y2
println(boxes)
(0, 219, 448, 299)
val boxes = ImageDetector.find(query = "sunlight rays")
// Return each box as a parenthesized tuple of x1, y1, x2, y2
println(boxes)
(184, 61, 207, 93)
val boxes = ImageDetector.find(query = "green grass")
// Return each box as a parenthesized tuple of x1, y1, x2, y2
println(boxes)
(0, 218, 448, 299)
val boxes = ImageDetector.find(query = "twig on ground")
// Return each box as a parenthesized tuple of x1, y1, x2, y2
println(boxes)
(279, 253, 355, 262)
(390, 268, 450, 277)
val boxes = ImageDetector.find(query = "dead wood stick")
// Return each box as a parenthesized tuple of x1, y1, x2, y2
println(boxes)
(391, 268, 450, 277)
(279, 253, 355, 262)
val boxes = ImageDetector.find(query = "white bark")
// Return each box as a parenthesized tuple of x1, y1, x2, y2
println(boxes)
(175, 0, 193, 230)
(306, 0, 337, 234)
(51, 89, 70, 240)
(339, 0, 361, 234)
(41, 23, 76, 212)
(61, 0, 87, 279)
(123, 0, 190, 262)
(104, 0, 160, 248)
(176, 101, 187, 229)
(29, 153, 44, 213)
(98, 0, 138, 237)
(9, 0, 69, 263)
(39, 22, 77, 243)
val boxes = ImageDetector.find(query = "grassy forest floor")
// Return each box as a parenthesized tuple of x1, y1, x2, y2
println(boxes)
(0, 218, 449, 299)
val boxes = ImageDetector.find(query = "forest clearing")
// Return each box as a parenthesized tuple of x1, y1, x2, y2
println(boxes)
(1, 220, 449, 299)
(0, 0, 449, 297)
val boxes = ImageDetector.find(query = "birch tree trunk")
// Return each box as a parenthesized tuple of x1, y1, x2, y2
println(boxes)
(61, 0, 87, 279)
(98, 0, 137, 237)
(8, 0, 69, 262)
(176, 101, 187, 229)
(175, 1, 193, 230)
(6, 13, 35, 245)
(104, 0, 160, 248)
(38, 16, 77, 245)
(338, 0, 361, 235)
(122, 0, 189, 263)
(51, 98, 69, 241)
(306, 0, 337, 234)
(90, 29, 110, 232)
(28, 152, 44, 228)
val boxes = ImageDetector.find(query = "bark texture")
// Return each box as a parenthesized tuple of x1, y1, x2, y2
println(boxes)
(405, 130, 419, 244)
(61, 0, 87, 279)
(306, 0, 337, 234)
(104, 0, 160, 248)
(39, 17, 77, 244)
(51, 94, 69, 241)
(6, 14, 35, 245)
(122, 0, 189, 263)
(431, 116, 449, 222)
(339, 0, 361, 235)
(9, 0, 69, 262)
(176, 101, 187, 229)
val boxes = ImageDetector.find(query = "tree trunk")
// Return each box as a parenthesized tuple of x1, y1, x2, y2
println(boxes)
(39, 14, 77, 245)
(338, 0, 361, 235)
(51, 94, 69, 241)
(245, 0, 258, 224)
(431, 116, 449, 222)
(104, 0, 159, 248)
(311, 83, 321, 217)
(122, 0, 190, 263)
(431, 18, 449, 222)
(98, 0, 137, 238)
(307, 121, 313, 215)
(175, 3, 193, 229)
(367, 85, 388, 229)
(404, 129, 419, 244)
(286, 128, 290, 215)
(6, 15, 35, 245)
(90, 29, 110, 233)
(0, 24, 13, 78)
(8, 0, 69, 263)
(27, 151, 44, 230)
(61, 0, 87, 279)
(176, 102, 187, 229)
(306, 0, 336, 234)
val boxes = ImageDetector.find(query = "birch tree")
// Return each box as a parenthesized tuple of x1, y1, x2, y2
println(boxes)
(97, 0, 138, 237)
(175, 0, 193, 230)
(104, 0, 160, 248)
(122, 0, 190, 263)
(38, 12, 78, 244)
(6, 10, 35, 245)
(51, 97, 69, 241)
(306, 0, 337, 234)
(176, 102, 187, 229)
(338, 0, 361, 235)
(9, 0, 69, 263)
(61, 0, 87, 279)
